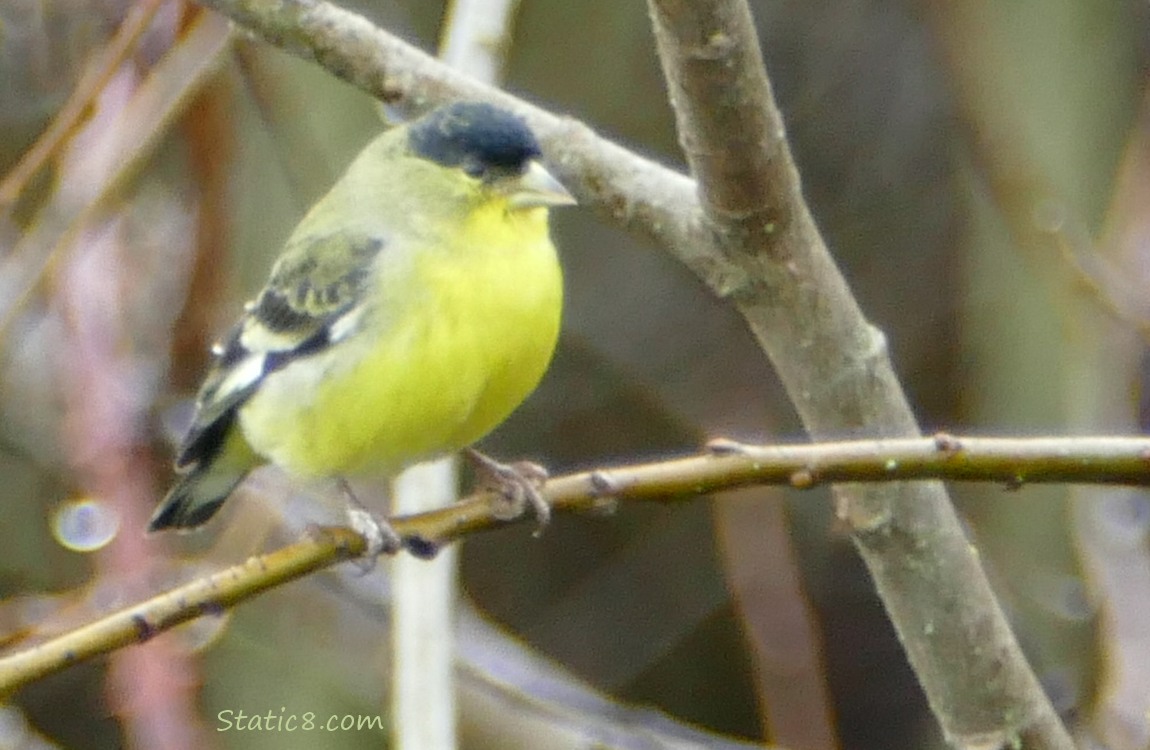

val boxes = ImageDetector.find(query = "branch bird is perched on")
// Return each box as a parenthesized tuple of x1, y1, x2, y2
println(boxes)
(149, 102, 575, 553)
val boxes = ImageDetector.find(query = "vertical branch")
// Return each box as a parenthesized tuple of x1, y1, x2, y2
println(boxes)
(645, 0, 1075, 748)
(928, 1, 1148, 743)
(171, 33, 237, 392)
(438, 0, 521, 81)
(1071, 92, 1150, 750)
(391, 459, 460, 750)
(648, 3, 838, 743)
(390, 2, 523, 749)
(714, 492, 838, 749)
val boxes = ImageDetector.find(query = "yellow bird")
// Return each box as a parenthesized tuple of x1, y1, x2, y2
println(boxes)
(150, 102, 574, 552)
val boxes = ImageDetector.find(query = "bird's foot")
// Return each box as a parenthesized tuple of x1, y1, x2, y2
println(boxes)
(338, 479, 402, 572)
(465, 448, 551, 535)
(339, 480, 442, 564)
(345, 506, 403, 557)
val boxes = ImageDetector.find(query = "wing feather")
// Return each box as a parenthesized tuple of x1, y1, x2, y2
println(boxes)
(174, 232, 385, 469)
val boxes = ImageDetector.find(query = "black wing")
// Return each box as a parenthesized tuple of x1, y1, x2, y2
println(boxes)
(174, 232, 385, 469)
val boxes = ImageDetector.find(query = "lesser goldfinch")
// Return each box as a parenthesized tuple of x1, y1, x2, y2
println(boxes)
(149, 102, 574, 551)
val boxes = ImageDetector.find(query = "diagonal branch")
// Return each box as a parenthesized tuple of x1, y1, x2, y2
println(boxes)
(192, 0, 711, 274)
(646, 2, 1075, 748)
(0, 0, 169, 215)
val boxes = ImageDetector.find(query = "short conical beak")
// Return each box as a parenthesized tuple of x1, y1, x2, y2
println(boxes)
(508, 161, 577, 210)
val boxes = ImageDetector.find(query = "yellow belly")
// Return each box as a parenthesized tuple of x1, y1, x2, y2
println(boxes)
(238, 207, 562, 479)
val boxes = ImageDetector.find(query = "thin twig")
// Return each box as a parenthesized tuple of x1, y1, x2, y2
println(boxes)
(0, 526, 365, 696)
(3, 434, 1150, 694)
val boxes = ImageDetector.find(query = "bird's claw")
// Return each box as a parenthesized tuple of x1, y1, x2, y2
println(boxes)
(338, 476, 400, 572)
(465, 449, 551, 535)
(346, 506, 402, 556)
(345, 506, 402, 573)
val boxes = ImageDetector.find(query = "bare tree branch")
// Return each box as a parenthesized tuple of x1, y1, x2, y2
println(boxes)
(645, 2, 1075, 748)
(3, 434, 1150, 696)
(0, 526, 364, 696)
(191, 0, 712, 275)
(91, 0, 1079, 745)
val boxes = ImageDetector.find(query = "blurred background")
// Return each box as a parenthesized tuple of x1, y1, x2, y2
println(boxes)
(1, 0, 1149, 748)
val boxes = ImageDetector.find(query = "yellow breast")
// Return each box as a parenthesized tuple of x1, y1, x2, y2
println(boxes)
(239, 204, 562, 479)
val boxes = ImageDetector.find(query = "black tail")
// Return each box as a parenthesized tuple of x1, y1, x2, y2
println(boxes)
(148, 461, 249, 531)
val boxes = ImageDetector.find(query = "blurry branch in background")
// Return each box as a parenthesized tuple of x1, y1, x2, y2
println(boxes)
(5, 434, 1150, 694)
(930, 4, 1150, 748)
(390, 463, 458, 749)
(171, 15, 243, 392)
(0, 6, 239, 745)
(438, 0, 520, 83)
(930, 2, 1150, 335)
(382, 591, 774, 750)
(0, 0, 167, 215)
(0, 11, 234, 346)
(1077, 92, 1150, 750)
(0, 6, 237, 747)
(713, 486, 836, 749)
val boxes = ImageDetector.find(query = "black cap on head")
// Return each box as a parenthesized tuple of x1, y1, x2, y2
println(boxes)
(408, 102, 542, 178)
